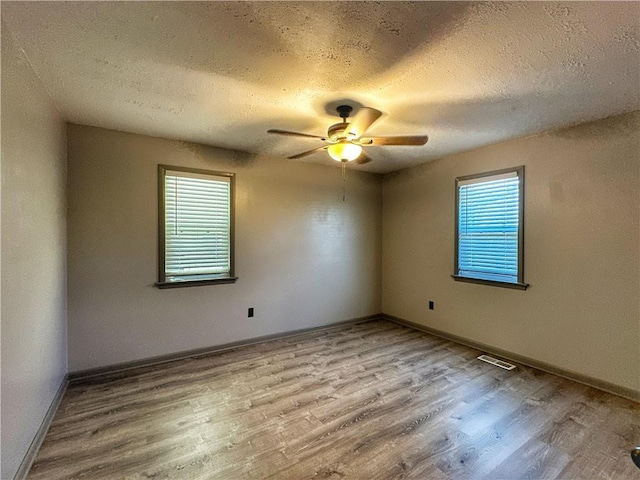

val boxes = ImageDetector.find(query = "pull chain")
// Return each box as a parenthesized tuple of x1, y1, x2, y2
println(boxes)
(341, 160, 346, 202)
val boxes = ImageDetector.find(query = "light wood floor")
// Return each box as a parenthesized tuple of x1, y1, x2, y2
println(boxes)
(28, 320, 639, 479)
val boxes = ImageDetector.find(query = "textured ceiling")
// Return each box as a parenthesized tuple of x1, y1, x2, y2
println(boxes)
(2, 1, 639, 173)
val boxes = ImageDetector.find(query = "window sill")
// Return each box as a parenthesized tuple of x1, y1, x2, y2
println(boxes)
(155, 277, 238, 289)
(451, 275, 529, 290)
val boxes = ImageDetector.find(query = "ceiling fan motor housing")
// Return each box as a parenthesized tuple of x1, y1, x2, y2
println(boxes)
(328, 122, 356, 142)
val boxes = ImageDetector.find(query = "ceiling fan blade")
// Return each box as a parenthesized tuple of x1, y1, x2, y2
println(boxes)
(267, 129, 326, 140)
(356, 151, 372, 165)
(359, 135, 429, 146)
(287, 145, 328, 160)
(347, 107, 382, 138)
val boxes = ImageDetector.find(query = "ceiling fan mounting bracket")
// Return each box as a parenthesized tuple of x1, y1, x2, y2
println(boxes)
(336, 105, 353, 121)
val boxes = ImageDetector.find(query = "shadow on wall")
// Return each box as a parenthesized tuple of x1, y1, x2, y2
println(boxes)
(182, 141, 259, 168)
(546, 110, 640, 140)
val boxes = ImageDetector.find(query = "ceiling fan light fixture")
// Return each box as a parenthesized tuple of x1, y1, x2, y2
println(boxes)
(327, 141, 362, 162)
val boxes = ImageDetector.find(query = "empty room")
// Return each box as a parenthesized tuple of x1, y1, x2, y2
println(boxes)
(2, 2, 639, 479)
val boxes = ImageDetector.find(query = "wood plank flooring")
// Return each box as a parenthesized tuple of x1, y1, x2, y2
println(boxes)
(28, 320, 640, 479)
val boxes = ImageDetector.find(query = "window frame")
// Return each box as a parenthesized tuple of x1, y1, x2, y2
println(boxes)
(156, 164, 237, 289)
(452, 166, 528, 290)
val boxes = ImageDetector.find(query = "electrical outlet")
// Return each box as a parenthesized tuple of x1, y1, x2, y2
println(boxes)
(429, 301, 434, 310)
(248, 307, 254, 317)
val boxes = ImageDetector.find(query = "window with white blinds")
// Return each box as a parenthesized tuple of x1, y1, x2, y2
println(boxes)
(454, 167, 526, 288)
(158, 166, 235, 286)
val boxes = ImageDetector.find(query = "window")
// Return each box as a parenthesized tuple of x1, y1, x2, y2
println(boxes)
(452, 166, 528, 290)
(156, 165, 236, 288)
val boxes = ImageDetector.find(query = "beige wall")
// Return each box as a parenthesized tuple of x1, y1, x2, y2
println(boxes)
(67, 125, 381, 372)
(382, 112, 640, 394)
(1, 25, 68, 479)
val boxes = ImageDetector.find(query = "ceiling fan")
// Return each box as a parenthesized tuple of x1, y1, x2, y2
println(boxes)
(267, 105, 428, 165)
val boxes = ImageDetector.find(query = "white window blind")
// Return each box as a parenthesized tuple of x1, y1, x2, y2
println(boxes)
(164, 170, 231, 282)
(457, 171, 521, 283)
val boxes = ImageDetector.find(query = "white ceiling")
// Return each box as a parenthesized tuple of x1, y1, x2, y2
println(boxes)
(2, 1, 639, 173)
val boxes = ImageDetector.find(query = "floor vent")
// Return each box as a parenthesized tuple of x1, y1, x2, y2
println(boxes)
(477, 354, 516, 370)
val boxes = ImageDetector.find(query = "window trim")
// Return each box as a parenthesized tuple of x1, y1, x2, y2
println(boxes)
(155, 164, 237, 288)
(452, 166, 528, 290)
